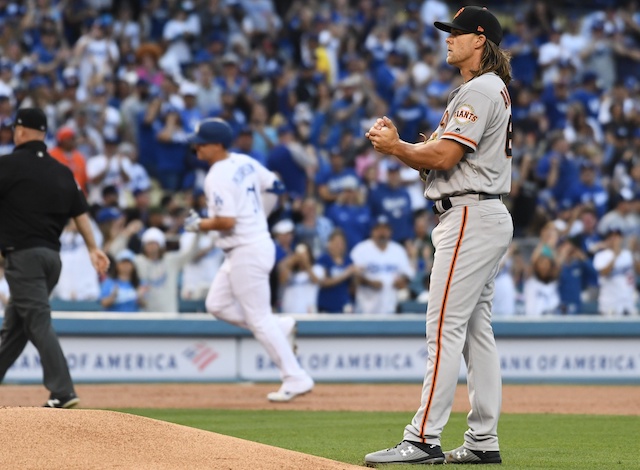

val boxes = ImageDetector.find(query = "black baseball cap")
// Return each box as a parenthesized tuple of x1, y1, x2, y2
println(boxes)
(434, 6, 503, 46)
(13, 107, 47, 132)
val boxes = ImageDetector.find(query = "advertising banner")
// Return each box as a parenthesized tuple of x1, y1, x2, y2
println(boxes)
(4, 336, 639, 383)
(3, 337, 236, 382)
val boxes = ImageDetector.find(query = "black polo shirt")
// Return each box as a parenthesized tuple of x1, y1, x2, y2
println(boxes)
(0, 140, 89, 254)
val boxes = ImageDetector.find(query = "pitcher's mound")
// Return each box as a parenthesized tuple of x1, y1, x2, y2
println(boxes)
(0, 407, 361, 470)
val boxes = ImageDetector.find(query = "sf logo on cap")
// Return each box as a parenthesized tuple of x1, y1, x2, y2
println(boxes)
(454, 8, 464, 19)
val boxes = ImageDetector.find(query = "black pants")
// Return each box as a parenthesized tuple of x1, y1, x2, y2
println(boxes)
(0, 247, 74, 397)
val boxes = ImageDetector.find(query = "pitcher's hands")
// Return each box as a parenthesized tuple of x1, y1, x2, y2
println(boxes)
(366, 116, 400, 155)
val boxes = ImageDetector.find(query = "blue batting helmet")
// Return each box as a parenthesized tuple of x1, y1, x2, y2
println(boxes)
(187, 118, 234, 148)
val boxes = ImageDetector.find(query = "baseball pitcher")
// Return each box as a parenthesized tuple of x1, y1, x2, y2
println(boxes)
(365, 6, 513, 465)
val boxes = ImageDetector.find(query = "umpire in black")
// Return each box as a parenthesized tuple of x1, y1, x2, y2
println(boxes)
(0, 108, 109, 408)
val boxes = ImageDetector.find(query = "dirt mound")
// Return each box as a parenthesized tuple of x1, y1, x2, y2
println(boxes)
(0, 407, 361, 470)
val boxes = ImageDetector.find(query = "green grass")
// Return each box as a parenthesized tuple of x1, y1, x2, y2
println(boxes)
(118, 409, 640, 469)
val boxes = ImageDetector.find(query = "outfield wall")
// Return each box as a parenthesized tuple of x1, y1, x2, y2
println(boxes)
(3, 313, 640, 384)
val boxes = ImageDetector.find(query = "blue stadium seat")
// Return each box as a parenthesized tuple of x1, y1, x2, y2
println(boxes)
(398, 300, 428, 314)
(50, 299, 102, 312)
(179, 299, 207, 313)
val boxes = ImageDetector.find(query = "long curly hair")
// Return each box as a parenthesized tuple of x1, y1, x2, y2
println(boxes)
(472, 40, 512, 86)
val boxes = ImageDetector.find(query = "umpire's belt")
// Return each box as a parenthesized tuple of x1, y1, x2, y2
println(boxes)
(432, 193, 502, 215)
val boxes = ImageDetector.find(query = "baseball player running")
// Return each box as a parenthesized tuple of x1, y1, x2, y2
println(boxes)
(185, 118, 314, 402)
(364, 6, 513, 465)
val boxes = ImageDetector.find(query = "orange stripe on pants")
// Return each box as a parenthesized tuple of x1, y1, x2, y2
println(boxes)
(419, 206, 468, 442)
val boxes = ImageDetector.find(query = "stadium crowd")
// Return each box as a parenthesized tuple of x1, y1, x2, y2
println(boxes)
(0, 0, 638, 316)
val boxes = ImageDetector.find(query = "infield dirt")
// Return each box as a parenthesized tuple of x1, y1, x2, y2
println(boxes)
(1, 383, 638, 469)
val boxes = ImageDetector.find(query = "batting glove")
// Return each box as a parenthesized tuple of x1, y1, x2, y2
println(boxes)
(184, 209, 202, 232)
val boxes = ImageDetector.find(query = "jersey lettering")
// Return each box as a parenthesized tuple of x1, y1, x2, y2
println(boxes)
(499, 87, 511, 109)
(232, 163, 256, 184)
(505, 115, 513, 158)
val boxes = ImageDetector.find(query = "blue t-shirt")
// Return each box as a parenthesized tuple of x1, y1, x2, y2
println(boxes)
(367, 184, 414, 242)
(558, 259, 597, 314)
(325, 204, 372, 250)
(267, 144, 307, 198)
(100, 278, 140, 312)
(315, 168, 360, 196)
(317, 253, 353, 313)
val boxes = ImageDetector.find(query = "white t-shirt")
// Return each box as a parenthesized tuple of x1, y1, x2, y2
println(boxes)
(281, 265, 325, 314)
(593, 249, 637, 316)
(523, 277, 559, 317)
(350, 239, 414, 315)
(204, 152, 277, 251)
(53, 223, 103, 301)
(492, 256, 516, 317)
(179, 231, 224, 299)
(86, 154, 133, 205)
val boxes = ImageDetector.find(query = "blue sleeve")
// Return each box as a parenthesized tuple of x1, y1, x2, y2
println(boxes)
(536, 156, 551, 180)
(100, 279, 114, 300)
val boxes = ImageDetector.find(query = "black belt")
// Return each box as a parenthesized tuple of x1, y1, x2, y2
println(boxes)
(432, 193, 502, 215)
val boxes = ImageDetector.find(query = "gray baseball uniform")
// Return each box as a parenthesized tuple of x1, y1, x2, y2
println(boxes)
(404, 72, 514, 450)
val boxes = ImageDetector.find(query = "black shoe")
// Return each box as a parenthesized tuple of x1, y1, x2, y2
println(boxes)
(43, 393, 80, 409)
(445, 445, 502, 464)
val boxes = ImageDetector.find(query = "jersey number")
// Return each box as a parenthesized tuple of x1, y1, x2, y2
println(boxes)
(247, 184, 260, 213)
(505, 115, 513, 158)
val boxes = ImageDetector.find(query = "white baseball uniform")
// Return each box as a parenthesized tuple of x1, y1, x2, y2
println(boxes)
(350, 239, 414, 314)
(203, 152, 312, 387)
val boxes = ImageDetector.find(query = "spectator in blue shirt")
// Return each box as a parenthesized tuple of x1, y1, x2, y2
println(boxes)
(316, 147, 360, 207)
(569, 71, 602, 119)
(178, 81, 203, 133)
(267, 124, 315, 199)
(154, 103, 189, 191)
(391, 87, 428, 143)
(557, 237, 598, 314)
(100, 249, 146, 312)
(565, 160, 609, 217)
(317, 229, 358, 313)
(541, 78, 571, 131)
(536, 132, 581, 204)
(367, 163, 414, 244)
(325, 175, 372, 251)
(231, 126, 267, 166)
(501, 15, 538, 87)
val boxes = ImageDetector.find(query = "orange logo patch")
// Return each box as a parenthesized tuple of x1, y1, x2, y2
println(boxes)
(454, 8, 464, 19)
(453, 105, 478, 124)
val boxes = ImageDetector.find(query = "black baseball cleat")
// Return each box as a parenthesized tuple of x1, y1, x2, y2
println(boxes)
(364, 440, 445, 466)
(43, 393, 80, 409)
(445, 444, 502, 464)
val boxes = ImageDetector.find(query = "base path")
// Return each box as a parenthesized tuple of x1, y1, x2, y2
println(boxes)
(1, 383, 638, 414)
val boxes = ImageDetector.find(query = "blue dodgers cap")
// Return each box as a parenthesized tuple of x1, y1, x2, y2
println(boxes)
(95, 207, 122, 224)
(187, 118, 234, 148)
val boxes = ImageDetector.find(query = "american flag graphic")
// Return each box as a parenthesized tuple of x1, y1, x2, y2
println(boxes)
(183, 343, 219, 371)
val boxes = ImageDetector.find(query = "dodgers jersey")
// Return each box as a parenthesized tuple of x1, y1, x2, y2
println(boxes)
(425, 72, 512, 200)
(204, 152, 277, 250)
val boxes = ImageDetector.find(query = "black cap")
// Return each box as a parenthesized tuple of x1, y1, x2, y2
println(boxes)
(13, 107, 47, 132)
(434, 6, 503, 46)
